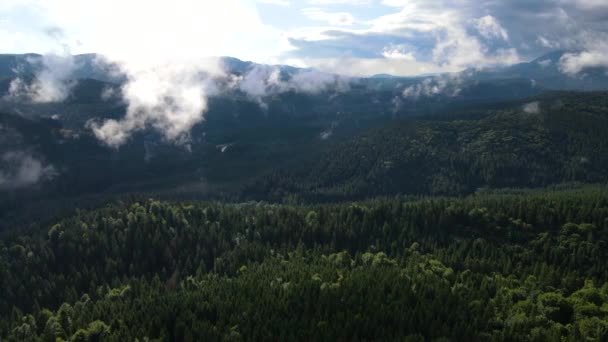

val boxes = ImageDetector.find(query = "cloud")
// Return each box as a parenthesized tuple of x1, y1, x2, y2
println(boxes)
(283, 1, 524, 75)
(308, 0, 372, 5)
(291, 69, 351, 93)
(257, 0, 290, 5)
(523, 101, 540, 114)
(382, 45, 416, 60)
(292, 56, 445, 76)
(279, 0, 608, 76)
(3, 23, 81, 103)
(6, 53, 77, 103)
(536, 36, 559, 49)
(302, 8, 356, 26)
(573, 0, 608, 10)
(537, 59, 553, 68)
(1, 0, 285, 147)
(235, 64, 351, 108)
(560, 45, 608, 75)
(236, 65, 282, 108)
(3, 0, 608, 81)
(402, 73, 466, 99)
(320, 129, 333, 140)
(0, 151, 57, 190)
(475, 15, 509, 41)
(1, 0, 607, 138)
(89, 60, 223, 148)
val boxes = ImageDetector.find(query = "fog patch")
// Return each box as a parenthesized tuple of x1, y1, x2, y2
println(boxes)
(402, 73, 465, 99)
(0, 152, 57, 190)
(89, 59, 224, 148)
(234, 64, 351, 108)
(6, 53, 77, 103)
(523, 101, 540, 114)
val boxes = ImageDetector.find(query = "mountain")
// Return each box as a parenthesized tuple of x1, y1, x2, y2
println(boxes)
(0, 52, 607, 223)
(243, 91, 608, 202)
(469, 51, 608, 90)
(2, 51, 608, 341)
(0, 53, 122, 82)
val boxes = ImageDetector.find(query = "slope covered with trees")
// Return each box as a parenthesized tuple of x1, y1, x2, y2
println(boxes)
(244, 92, 608, 202)
(2, 187, 608, 340)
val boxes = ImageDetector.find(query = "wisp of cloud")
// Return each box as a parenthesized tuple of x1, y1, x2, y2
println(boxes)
(7, 53, 77, 103)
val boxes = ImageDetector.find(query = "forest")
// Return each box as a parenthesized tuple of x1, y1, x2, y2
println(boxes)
(2, 186, 608, 340)
(1, 58, 608, 342)
(1, 1, 608, 339)
(244, 92, 608, 202)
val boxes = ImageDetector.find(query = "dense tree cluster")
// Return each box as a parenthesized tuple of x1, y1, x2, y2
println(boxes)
(1, 187, 608, 340)
(245, 92, 608, 202)
(2, 92, 608, 229)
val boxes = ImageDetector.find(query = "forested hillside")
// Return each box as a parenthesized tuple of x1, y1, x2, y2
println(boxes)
(3, 0, 608, 339)
(1, 55, 608, 342)
(2, 187, 608, 340)
(245, 92, 608, 202)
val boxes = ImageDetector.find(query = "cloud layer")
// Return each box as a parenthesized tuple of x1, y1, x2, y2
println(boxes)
(281, 0, 608, 76)
(3, 0, 607, 77)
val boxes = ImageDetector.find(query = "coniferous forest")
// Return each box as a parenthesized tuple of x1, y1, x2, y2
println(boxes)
(2, 90, 608, 341)
(1, 27, 608, 340)
(2, 187, 608, 341)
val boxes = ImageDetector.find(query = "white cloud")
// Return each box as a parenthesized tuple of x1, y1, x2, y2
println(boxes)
(536, 36, 559, 49)
(382, 45, 416, 60)
(302, 8, 356, 26)
(402, 73, 466, 99)
(560, 45, 608, 75)
(430, 17, 519, 69)
(293, 56, 450, 76)
(363, 4, 520, 71)
(257, 0, 290, 5)
(89, 60, 223, 148)
(289, 69, 351, 93)
(379, 0, 409, 7)
(309, 0, 372, 4)
(236, 64, 350, 107)
(369, 3, 441, 33)
(475, 15, 509, 41)
(573, 0, 608, 10)
(7, 53, 77, 103)
(0, 0, 287, 147)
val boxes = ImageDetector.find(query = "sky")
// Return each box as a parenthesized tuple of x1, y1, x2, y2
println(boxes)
(1, 0, 608, 76)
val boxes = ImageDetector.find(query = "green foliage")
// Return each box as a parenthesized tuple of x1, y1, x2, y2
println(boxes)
(245, 92, 608, 202)
(1, 187, 608, 340)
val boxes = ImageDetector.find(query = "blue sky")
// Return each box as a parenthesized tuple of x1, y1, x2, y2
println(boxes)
(0, 0, 607, 76)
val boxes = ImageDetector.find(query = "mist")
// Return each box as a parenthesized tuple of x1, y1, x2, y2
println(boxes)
(402, 73, 466, 99)
(6, 53, 77, 103)
(235, 64, 351, 108)
(89, 59, 224, 148)
(0, 151, 57, 190)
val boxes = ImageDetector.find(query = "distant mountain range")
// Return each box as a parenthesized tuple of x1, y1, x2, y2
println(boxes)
(0, 50, 607, 224)
(0, 50, 604, 125)
(468, 51, 608, 91)
(0, 51, 606, 89)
